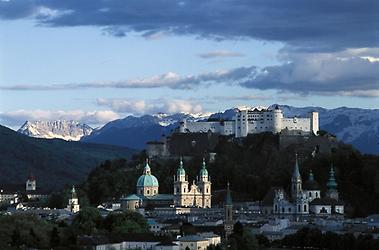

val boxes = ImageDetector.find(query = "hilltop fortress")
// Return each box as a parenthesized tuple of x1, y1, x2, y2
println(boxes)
(179, 105, 319, 137)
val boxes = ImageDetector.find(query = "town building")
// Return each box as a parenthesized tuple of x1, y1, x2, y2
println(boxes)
(263, 155, 344, 217)
(122, 158, 213, 211)
(66, 185, 80, 213)
(173, 158, 212, 208)
(179, 106, 319, 138)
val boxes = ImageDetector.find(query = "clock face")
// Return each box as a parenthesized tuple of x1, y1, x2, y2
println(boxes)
(225, 225, 232, 230)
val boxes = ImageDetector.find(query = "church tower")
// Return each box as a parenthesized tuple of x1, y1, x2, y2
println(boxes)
(224, 182, 233, 239)
(66, 185, 80, 213)
(291, 154, 302, 200)
(198, 158, 212, 208)
(174, 158, 189, 207)
(326, 164, 339, 200)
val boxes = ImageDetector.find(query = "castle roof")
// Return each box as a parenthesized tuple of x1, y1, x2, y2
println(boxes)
(137, 160, 159, 187)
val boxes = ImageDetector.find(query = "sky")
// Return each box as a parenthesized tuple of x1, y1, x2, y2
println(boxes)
(0, 0, 378, 129)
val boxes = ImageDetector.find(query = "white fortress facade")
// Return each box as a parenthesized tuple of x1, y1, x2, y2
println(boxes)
(179, 106, 319, 137)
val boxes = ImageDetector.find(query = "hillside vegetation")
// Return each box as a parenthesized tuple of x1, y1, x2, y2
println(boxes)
(0, 125, 136, 191)
(78, 133, 379, 217)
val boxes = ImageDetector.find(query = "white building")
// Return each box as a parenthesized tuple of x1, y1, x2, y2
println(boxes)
(66, 185, 80, 213)
(179, 106, 319, 137)
(265, 155, 344, 217)
(173, 158, 212, 208)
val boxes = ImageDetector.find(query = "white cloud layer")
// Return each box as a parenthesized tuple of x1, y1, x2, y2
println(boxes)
(96, 98, 203, 115)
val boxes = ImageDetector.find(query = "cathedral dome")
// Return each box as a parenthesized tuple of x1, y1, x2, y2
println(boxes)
(136, 161, 159, 187)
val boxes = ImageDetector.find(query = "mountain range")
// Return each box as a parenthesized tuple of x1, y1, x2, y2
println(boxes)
(0, 125, 136, 191)
(16, 105, 379, 154)
(18, 120, 93, 141)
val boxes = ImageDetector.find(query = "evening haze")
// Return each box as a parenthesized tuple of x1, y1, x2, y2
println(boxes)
(0, 0, 378, 128)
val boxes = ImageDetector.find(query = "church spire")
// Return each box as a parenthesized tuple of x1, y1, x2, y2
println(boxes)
(226, 182, 232, 205)
(292, 153, 301, 181)
(327, 164, 337, 190)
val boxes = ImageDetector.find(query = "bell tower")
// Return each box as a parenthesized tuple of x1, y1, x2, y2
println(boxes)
(173, 158, 189, 207)
(224, 182, 233, 239)
(198, 158, 212, 208)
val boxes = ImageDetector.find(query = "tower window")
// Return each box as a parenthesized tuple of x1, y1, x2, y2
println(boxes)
(304, 204, 307, 212)
(147, 190, 150, 194)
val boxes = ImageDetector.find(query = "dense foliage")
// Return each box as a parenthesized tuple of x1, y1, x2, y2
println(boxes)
(0, 125, 136, 191)
(0, 209, 149, 249)
(77, 133, 379, 217)
(268, 227, 379, 250)
(226, 222, 260, 250)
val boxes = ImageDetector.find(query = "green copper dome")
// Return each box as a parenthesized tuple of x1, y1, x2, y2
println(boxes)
(177, 158, 186, 176)
(199, 158, 208, 177)
(327, 165, 337, 190)
(137, 161, 159, 187)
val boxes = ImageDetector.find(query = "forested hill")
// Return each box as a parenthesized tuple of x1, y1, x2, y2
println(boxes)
(80, 133, 379, 217)
(0, 125, 137, 191)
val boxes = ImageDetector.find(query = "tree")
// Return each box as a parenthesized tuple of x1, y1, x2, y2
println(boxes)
(72, 207, 103, 235)
(50, 227, 60, 247)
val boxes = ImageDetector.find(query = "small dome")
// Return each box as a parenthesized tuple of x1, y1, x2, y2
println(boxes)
(200, 159, 208, 177)
(137, 160, 159, 187)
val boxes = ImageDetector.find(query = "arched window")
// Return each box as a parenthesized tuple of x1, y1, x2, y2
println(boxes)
(316, 192, 319, 198)
(282, 207, 285, 213)
(176, 187, 179, 193)
(147, 190, 150, 195)
(298, 205, 301, 212)
(304, 204, 307, 212)
(288, 207, 291, 213)
(275, 204, 278, 212)
(309, 192, 312, 197)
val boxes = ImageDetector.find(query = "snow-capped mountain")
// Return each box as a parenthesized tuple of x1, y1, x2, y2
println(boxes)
(18, 120, 93, 141)
(82, 105, 378, 154)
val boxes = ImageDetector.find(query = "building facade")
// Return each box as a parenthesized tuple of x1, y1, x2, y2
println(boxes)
(66, 185, 80, 213)
(179, 106, 319, 137)
(267, 155, 344, 216)
(173, 159, 212, 208)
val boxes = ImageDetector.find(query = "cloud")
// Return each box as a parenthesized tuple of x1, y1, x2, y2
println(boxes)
(96, 98, 203, 115)
(1, 68, 257, 91)
(0, 0, 378, 52)
(198, 50, 244, 59)
(241, 51, 379, 96)
(0, 109, 119, 127)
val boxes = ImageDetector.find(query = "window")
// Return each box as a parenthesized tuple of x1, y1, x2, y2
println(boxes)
(147, 190, 150, 194)
(304, 204, 307, 212)
(316, 192, 319, 198)
(309, 192, 312, 197)
(298, 205, 301, 212)
(275, 204, 278, 212)
(282, 207, 285, 213)
(288, 207, 291, 213)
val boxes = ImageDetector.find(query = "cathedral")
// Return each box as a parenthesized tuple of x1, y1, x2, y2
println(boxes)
(123, 158, 212, 210)
(173, 158, 212, 208)
(263, 154, 344, 216)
